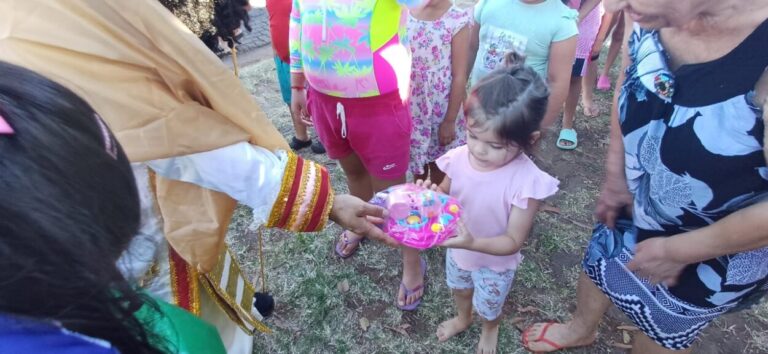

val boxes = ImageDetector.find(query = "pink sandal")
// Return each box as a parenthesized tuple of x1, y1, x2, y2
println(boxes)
(597, 74, 612, 91)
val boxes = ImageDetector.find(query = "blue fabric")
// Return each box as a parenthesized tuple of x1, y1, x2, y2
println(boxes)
(0, 313, 118, 354)
(584, 20, 768, 350)
(274, 55, 292, 105)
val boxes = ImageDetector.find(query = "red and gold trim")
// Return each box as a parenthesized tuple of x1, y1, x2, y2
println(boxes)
(266, 152, 334, 233)
(168, 244, 201, 316)
(200, 247, 271, 334)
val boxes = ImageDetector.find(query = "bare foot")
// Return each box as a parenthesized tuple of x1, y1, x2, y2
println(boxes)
(581, 102, 600, 117)
(397, 259, 424, 308)
(436, 316, 471, 342)
(476, 322, 499, 354)
(522, 322, 596, 353)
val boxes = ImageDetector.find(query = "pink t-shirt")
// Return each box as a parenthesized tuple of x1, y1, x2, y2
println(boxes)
(436, 145, 559, 271)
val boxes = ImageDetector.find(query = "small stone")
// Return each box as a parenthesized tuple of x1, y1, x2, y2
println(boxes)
(359, 317, 370, 332)
(337, 279, 350, 293)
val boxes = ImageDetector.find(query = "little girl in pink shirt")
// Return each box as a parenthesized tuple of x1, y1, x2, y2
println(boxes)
(422, 52, 559, 353)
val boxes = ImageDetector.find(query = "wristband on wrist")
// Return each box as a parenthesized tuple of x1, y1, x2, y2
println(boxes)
(291, 85, 305, 91)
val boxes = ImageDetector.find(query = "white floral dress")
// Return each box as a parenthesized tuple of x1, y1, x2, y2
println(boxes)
(407, 6, 470, 175)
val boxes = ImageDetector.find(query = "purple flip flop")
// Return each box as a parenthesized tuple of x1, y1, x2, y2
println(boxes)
(397, 257, 428, 311)
(335, 231, 363, 259)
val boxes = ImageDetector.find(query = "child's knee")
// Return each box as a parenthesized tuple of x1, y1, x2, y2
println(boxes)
(452, 287, 473, 298)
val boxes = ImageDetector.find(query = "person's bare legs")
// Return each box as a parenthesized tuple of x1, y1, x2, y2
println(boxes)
(600, 14, 625, 80)
(559, 76, 582, 147)
(436, 288, 473, 342)
(335, 152, 373, 256)
(581, 59, 601, 117)
(414, 164, 429, 184)
(427, 162, 446, 187)
(477, 316, 502, 354)
(632, 331, 693, 354)
(289, 106, 310, 142)
(368, 173, 426, 309)
(523, 273, 609, 352)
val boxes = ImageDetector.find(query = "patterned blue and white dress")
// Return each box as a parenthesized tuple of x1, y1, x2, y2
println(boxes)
(583, 20, 768, 350)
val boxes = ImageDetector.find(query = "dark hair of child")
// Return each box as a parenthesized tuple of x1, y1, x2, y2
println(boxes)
(465, 51, 550, 153)
(0, 61, 167, 354)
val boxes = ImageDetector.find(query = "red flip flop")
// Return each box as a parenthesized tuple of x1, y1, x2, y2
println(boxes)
(522, 322, 564, 353)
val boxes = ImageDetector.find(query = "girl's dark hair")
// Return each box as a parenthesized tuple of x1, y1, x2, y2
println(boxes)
(465, 51, 550, 152)
(159, 0, 252, 53)
(0, 62, 166, 353)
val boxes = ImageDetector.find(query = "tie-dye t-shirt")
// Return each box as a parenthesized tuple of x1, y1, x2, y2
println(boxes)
(289, 0, 427, 98)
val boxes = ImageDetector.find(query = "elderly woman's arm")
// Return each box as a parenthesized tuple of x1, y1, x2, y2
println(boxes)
(629, 201, 768, 286)
(595, 13, 634, 228)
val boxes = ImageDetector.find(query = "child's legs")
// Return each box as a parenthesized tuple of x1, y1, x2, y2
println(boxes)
(399, 246, 423, 307)
(413, 166, 429, 184)
(275, 56, 308, 140)
(413, 162, 444, 184)
(581, 57, 600, 116)
(601, 13, 625, 77)
(472, 266, 516, 353)
(428, 162, 446, 186)
(337, 152, 373, 200)
(563, 59, 586, 129)
(583, 58, 598, 98)
(438, 253, 475, 342)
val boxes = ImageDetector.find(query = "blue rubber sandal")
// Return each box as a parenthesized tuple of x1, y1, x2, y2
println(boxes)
(556, 128, 578, 150)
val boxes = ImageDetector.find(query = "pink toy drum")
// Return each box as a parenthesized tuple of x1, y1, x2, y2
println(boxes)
(370, 183, 462, 249)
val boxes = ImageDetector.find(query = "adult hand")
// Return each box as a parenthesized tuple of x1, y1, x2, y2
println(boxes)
(595, 174, 633, 228)
(290, 88, 312, 127)
(627, 237, 687, 287)
(440, 220, 474, 249)
(329, 194, 398, 248)
(438, 120, 456, 146)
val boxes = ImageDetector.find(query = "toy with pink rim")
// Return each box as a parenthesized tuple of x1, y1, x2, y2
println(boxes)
(370, 183, 462, 249)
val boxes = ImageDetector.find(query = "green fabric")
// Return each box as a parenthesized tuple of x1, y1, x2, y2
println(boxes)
(135, 297, 226, 354)
(471, 0, 578, 83)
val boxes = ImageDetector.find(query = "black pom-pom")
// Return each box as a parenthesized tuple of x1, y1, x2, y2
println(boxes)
(253, 292, 274, 318)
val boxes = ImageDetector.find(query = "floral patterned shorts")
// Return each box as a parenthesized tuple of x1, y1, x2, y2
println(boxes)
(445, 252, 517, 321)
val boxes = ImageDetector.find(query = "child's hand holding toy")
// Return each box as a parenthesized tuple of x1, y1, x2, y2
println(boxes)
(370, 183, 462, 249)
(439, 220, 474, 249)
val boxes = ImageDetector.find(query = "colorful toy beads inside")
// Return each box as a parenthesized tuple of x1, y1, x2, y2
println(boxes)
(370, 183, 462, 250)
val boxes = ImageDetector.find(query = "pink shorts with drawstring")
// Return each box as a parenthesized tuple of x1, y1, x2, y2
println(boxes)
(307, 87, 412, 180)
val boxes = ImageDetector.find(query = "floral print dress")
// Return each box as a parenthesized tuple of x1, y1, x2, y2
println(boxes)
(407, 6, 470, 175)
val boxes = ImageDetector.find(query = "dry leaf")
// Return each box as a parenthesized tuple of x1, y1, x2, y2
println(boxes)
(510, 317, 526, 325)
(337, 279, 350, 293)
(540, 204, 561, 214)
(622, 331, 631, 344)
(384, 324, 410, 337)
(617, 325, 639, 332)
(610, 342, 633, 350)
(517, 306, 539, 314)
(359, 317, 370, 332)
